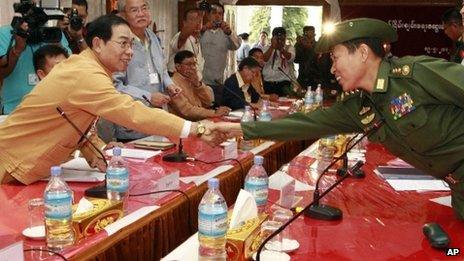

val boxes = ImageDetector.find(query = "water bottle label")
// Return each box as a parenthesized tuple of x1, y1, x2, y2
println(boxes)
(198, 210, 228, 238)
(245, 180, 268, 206)
(107, 168, 129, 192)
(45, 193, 72, 219)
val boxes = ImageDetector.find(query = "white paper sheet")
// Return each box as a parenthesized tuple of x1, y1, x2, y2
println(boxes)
(229, 111, 244, 118)
(269, 171, 313, 192)
(180, 165, 234, 186)
(105, 148, 161, 160)
(104, 206, 159, 236)
(386, 179, 450, 191)
(250, 141, 275, 155)
(162, 233, 199, 261)
(430, 196, 452, 208)
(58, 158, 105, 182)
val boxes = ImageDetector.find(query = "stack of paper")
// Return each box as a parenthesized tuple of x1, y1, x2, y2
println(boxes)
(105, 148, 161, 160)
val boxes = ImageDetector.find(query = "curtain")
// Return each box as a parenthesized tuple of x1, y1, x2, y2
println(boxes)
(148, 0, 178, 58)
(0, 0, 16, 27)
(324, 0, 341, 22)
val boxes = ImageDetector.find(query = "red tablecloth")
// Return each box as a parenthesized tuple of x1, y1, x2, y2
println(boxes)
(270, 143, 463, 260)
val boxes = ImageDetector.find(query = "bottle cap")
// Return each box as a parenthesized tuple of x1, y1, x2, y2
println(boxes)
(254, 155, 264, 165)
(50, 166, 62, 177)
(208, 178, 219, 189)
(113, 147, 122, 156)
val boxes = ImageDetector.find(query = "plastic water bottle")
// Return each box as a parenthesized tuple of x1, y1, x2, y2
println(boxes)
(240, 106, 255, 151)
(106, 147, 129, 202)
(304, 88, 314, 113)
(198, 178, 228, 260)
(244, 156, 269, 213)
(259, 100, 272, 121)
(314, 84, 323, 108)
(44, 166, 74, 250)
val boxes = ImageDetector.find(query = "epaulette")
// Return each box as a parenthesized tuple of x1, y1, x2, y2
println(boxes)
(389, 57, 415, 78)
(340, 89, 362, 102)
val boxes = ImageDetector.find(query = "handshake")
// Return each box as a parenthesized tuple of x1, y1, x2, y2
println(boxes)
(194, 121, 244, 146)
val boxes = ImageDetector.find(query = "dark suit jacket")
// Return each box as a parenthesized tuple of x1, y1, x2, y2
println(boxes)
(222, 73, 260, 111)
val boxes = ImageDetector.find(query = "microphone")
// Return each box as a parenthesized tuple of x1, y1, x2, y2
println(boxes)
(255, 160, 365, 261)
(305, 119, 384, 221)
(336, 135, 365, 179)
(141, 94, 189, 162)
(56, 106, 108, 198)
(222, 83, 258, 121)
(277, 66, 304, 94)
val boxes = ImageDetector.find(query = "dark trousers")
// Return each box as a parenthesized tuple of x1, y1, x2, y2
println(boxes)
(210, 84, 224, 107)
(263, 80, 291, 96)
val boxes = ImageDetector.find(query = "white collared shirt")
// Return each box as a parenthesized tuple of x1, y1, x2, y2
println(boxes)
(236, 72, 251, 103)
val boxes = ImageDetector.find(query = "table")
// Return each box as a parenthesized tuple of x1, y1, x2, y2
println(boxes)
(164, 142, 464, 260)
(0, 137, 312, 261)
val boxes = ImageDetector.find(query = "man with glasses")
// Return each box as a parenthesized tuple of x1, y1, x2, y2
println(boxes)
(0, 15, 224, 185)
(111, 0, 182, 142)
(442, 7, 464, 64)
(222, 57, 262, 111)
(169, 50, 230, 120)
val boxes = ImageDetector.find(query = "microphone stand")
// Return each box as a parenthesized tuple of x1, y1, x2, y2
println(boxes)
(56, 107, 108, 198)
(255, 119, 385, 260)
(336, 134, 365, 179)
(162, 138, 189, 162)
(141, 95, 189, 163)
(255, 161, 365, 261)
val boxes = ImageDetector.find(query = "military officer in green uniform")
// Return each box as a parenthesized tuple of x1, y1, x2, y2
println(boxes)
(214, 18, 464, 219)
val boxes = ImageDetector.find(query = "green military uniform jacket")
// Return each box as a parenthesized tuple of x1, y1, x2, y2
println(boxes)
(242, 56, 464, 217)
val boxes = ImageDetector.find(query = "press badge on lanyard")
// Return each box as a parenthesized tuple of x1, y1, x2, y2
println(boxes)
(149, 72, 160, 85)
(28, 73, 39, 85)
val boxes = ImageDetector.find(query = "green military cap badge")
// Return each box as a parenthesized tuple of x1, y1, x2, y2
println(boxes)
(359, 106, 371, 116)
(315, 18, 398, 53)
(401, 65, 411, 76)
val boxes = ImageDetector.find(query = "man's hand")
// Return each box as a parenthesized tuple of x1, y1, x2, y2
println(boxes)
(167, 84, 182, 98)
(183, 69, 201, 87)
(214, 106, 231, 117)
(13, 22, 28, 54)
(151, 92, 171, 107)
(196, 121, 227, 147)
(210, 122, 244, 139)
(220, 21, 232, 35)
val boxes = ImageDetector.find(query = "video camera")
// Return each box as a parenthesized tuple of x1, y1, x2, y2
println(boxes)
(68, 8, 84, 31)
(11, 0, 69, 45)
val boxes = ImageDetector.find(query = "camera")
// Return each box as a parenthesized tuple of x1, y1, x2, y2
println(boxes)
(69, 8, 84, 31)
(198, 0, 211, 12)
(11, 0, 65, 44)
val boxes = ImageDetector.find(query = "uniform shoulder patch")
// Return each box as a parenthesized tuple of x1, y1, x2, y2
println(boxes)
(389, 56, 416, 78)
(341, 89, 362, 102)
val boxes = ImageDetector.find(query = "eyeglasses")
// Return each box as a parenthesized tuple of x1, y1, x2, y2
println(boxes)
(127, 5, 149, 15)
(109, 39, 133, 50)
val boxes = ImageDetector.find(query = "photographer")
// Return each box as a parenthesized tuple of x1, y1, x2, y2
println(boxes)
(262, 27, 295, 96)
(200, 3, 240, 105)
(0, 2, 70, 114)
(57, 0, 88, 54)
(294, 25, 321, 89)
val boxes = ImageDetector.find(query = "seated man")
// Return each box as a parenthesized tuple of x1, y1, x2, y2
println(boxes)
(222, 57, 261, 111)
(170, 50, 230, 120)
(32, 44, 120, 171)
(249, 48, 279, 102)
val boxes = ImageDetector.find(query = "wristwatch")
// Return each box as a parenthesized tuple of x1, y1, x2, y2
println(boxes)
(196, 123, 206, 137)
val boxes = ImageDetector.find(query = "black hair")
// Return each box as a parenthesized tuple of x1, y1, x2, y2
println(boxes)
(249, 47, 263, 57)
(33, 44, 69, 72)
(341, 37, 386, 58)
(239, 33, 249, 40)
(238, 57, 260, 71)
(183, 8, 201, 21)
(174, 50, 195, 64)
(85, 14, 129, 48)
(442, 7, 462, 25)
(72, 0, 88, 12)
(272, 27, 286, 37)
(303, 26, 315, 32)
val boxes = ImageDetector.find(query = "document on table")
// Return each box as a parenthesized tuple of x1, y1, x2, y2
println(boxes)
(105, 148, 161, 160)
(430, 196, 452, 208)
(180, 165, 234, 186)
(59, 158, 105, 182)
(386, 179, 450, 191)
(269, 171, 313, 192)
